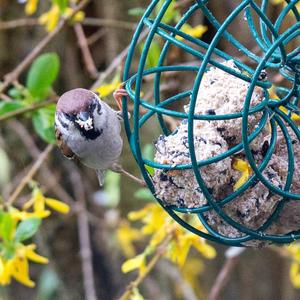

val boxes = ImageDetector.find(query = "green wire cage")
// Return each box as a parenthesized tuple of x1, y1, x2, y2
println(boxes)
(122, 0, 300, 246)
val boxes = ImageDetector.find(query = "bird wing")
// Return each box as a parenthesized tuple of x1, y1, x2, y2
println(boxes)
(55, 127, 76, 159)
(96, 169, 106, 186)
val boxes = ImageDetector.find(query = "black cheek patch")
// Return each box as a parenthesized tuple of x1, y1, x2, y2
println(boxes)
(75, 124, 103, 140)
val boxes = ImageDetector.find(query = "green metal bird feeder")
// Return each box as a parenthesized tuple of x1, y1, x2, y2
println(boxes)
(122, 0, 300, 246)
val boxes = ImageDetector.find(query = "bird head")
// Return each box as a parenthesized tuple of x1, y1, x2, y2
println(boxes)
(55, 88, 104, 141)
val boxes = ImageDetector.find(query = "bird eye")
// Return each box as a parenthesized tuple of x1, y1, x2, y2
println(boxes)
(63, 113, 74, 121)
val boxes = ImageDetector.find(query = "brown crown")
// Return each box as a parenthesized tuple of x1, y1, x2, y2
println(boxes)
(56, 88, 96, 114)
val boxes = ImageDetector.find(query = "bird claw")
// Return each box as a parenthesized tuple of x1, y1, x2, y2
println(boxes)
(113, 86, 128, 111)
(113, 86, 131, 120)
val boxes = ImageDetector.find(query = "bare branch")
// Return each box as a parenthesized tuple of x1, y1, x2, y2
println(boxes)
(208, 247, 244, 300)
(83, 18, 136, 30)
(91, 28, 149, 89)
(0, 18, 39, 30)
(7, 144, 54, 205)
(70, 169, 98, 300)
(74, 23, 99, 79)
(0, 0, 91, 94)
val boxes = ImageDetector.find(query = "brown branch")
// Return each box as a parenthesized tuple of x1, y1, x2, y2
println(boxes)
(86, 28, 107, 46)
(208, 248, 244, 300)
(70, 169, 97, 300)
(8, 120, 74, 205)
(74, 23, 98, 79)
(0, 0, 90, 94)
(0, 99, 56, 122)
(91, 28, 149, 89)
(83, 18, 137, 30)
(0, 18, 39, 30)
(7, 144, 54, 205)
(118, 227, 175, 300)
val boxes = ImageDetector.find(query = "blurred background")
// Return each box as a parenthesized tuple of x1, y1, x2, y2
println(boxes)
(0, 0, 300, 299)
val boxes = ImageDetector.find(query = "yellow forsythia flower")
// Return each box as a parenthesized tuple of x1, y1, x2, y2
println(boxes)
(45, 198, 70, 214)
(121, 253, 146, 275)
(232, 158, 252, 190)
(290, 262, 300, 288)
(39, 4, 60, 32)
(39, 4, 85, 32)
(177, 24, 207, 41)
(94, 78, 122, 98)
(116, 221, 141, 257)
(0, 244, 48, 287)
(25, 0, 39, 15)
(23, 188, 70, 216)
(269, 87, 300, 124)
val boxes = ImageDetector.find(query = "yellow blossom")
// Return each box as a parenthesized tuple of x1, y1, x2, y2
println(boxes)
(45, 198, 70, 214)
(39, 4, 60, 32)
(23, 188, 70, 216)
(19, 244, 49, 264)
(0, 244, 48, 287)
(177, 24, 207, 41)
(116, 221, 141, 257)
(94, 78, 122, 98)
(65, 8, 85, 24)
(290, 262, 300, 288)
(269, 87, 300, 124)
(9, 207, 51, 221)
(25, 0, 39, 15)
(121, 253, 146, 275)
(123, 204, 216, 271)
(39, 4, 85, 32)
(232, 158, 253, 190)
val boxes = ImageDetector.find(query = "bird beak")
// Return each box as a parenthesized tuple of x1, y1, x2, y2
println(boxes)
(78, 111, 90, 121)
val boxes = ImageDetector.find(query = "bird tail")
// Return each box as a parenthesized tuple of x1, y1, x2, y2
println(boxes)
(96, 170, 106, 186)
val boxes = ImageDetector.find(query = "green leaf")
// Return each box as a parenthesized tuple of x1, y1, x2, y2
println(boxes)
(8, 88, 24, 100)
(155, 1, 181, 24)
(145, 165, 155, 176)
(0, 213, 14, 242)
(103, 171, 120, 207)
(32, 105, 56, 144)
(139, 40, 161, 69)
(143, 144, 154, 160)
(26, 53, 60, 100)
(128, 7, 145, 17)
(15, 218, 41, 242)
(53, 0, 68, 12)
(0, 101, 25, 116)
(134, 188, 155, 201)
(37, 269, 60, 300)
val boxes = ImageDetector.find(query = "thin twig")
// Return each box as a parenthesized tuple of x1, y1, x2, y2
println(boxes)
(8, 120, 74, 205)
(70, 169, 98, 300)
(7, 144, 53, 205)
(74, 23, 99, 79)
(0, 99, 56, 122)
(0, 18, 39, 30)
(118, 227, 176, 300)
(86, 28, 107, 46)
(0, 0, 90, 94)
(83, 18, 137, 30)
(208, 247, 244, 300)
(91, 28, 149, 89)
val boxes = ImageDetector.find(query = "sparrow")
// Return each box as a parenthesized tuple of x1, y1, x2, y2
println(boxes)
(55, 88, 127, 186)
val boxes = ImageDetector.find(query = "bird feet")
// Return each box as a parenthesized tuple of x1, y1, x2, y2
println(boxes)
(113, 86, 131, 120)
(110, 163, 146, 186)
